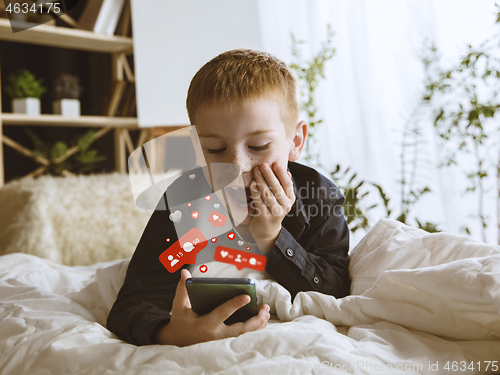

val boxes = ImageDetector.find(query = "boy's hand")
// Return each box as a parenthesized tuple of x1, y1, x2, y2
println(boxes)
(249, 162, 295, 253)
(152, 269, 270, 347)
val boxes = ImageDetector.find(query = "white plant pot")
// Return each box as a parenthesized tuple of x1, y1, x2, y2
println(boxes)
(52, 99, 81, 117)
(12, 98, 41, 115)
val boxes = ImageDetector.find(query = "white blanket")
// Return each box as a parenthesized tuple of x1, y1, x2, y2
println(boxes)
(1, 219, 499, 375)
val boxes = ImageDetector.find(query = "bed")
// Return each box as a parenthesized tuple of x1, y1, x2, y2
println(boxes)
(1, 216, 499, 375)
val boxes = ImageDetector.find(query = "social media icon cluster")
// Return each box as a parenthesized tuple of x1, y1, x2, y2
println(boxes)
(214, 246, 266, 271)
(157, 164, 265, 274)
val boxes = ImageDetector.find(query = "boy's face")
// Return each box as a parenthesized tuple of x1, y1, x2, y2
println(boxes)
(193, 97, 306, 224)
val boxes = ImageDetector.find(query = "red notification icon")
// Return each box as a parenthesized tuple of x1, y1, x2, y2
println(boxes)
(159, 228, 208, 273)
(208, 211, 227, 228)
(214, 246, 267, 271)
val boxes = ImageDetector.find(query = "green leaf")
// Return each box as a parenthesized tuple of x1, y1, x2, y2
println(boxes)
(396, 212, 407, 223)
(23, 129, 50, 158)
(482, 106, 495, 118)
(468, 109, 478, 122)
(5, 69, 46, 99)
(74, 130, 97, 152)
(50, 141, 68, 160)
(415, 219, 440, 233)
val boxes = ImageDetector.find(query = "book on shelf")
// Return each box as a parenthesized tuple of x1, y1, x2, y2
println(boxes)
(78, 0, 127, 36)
(105, 0, 126, 36)
(76, 0, 105, 31)
(93, 0, 114, 34)
(115, 0, 131, 36)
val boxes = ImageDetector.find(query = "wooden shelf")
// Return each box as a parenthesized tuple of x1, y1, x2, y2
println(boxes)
(0, 7, 138, 186)
(0, 19, 133, 53)
(2, 113, 138, 128)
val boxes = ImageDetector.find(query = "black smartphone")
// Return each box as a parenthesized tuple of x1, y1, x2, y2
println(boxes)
(185, 277, 259, 325)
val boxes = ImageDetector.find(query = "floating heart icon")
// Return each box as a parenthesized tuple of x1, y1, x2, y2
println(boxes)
(199, 265, 207, 273)
(169, 210, 182, 223)
(221, 251, 228, 258)
(205, 195, 211, 201)
(211, 237, 217, 243)
(191, 211, 199, 219)
(189, 174, 196, 180)
(214, 203, 220, 209)
(208, 211, 227, 228)
(227, 232, 235, 240)
(238, 240, 244, 246)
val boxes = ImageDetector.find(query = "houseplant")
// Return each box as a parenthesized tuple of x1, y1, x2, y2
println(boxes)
(424, 29, 500, 243)
(23, 128, 107, 176)
(290, 26, 439, 234)
(52, 73, 83, 117)
(5, 68, 46, 115)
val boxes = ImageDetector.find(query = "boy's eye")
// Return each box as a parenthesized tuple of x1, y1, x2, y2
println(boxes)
(249, 142, 271, 151)
(207, 148, 227, 154)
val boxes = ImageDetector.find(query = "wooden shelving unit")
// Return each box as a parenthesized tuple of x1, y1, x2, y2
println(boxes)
(0, 15, 148, 187)
(0, 19, 133, 53)
(1, 113, 138, 128)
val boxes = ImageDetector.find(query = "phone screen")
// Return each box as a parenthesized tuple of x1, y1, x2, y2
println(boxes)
(186, 277, 259, 325)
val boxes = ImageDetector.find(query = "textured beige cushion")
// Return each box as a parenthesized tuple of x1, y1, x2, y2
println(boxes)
(0, 173, 153, 266)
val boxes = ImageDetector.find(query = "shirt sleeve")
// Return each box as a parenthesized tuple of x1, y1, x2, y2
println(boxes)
(264, 189, 351, 300)
(106, 194, 183, 346)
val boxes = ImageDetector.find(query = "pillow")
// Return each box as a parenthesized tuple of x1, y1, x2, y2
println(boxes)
(0, 173, 153, 266)
(349, 218, 500, 295)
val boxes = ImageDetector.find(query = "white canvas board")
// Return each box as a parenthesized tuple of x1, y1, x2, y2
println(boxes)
(131, 0, 262, 127)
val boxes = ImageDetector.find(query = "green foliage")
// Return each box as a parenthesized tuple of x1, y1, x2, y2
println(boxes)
(5, 69, 46, 99)
(416, 219, 440, 233)
(331, 165, 376, 233)
(372, 183, 392, 217)
(423, 31, 500, 241)
(392, 94, 438, 230)
(290, 25, 336, 164)
(289, 24, 440, 234)
(22, 129, 106, 176)
(290, 26, 377, 232)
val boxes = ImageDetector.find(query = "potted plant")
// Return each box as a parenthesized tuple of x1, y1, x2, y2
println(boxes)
(52, 73, 83, 117)
(5, 69, 46, 115)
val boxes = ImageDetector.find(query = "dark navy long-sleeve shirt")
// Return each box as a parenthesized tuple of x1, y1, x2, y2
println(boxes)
(107, 161, 350, 346)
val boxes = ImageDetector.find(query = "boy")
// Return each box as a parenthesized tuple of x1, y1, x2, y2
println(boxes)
(107, 49, 350, 347)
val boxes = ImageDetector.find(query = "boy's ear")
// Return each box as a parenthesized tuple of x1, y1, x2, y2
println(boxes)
(288, 121, 308, 161)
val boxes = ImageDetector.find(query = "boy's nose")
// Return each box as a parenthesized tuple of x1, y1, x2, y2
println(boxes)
(241, 169, 255, 187)
(226, 153, 255, 187)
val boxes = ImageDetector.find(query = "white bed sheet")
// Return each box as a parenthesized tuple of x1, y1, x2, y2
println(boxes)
(1, 219, 499, 375)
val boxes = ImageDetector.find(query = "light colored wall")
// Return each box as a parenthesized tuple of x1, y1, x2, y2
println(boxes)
(131, 0, 262, 127)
